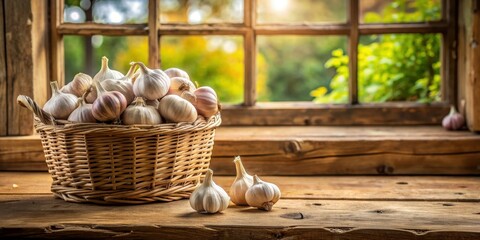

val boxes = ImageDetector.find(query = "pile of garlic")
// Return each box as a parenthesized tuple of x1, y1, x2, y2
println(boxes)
(189, 156, 281, 214)
(42, 56, 219, 125)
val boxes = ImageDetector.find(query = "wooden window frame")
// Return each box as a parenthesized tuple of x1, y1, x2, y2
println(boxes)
(52, 0, 457, 126)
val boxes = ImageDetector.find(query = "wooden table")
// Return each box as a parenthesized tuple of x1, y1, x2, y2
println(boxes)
(1, 172, 479, 239)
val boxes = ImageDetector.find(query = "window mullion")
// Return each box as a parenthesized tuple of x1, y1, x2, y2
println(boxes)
(148, 0, 159, 68)
(348, 0, 359, 104)
(50, 0, 65, 87)
(243, 0, 256, 106)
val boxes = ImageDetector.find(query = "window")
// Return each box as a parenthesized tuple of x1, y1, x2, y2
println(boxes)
(56, 0, 456, 125)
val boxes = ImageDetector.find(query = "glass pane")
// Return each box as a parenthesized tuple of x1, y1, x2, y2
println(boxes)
(160, 36, 244, 104)
(257, 0, 347, 24)
(360, 0, 442, 23)
(64, 35, 148, 83)
(358, 34, 441, 103)
(64, 0, 148, 24)
(257, 36, 348, 103)
(160, 0, 243, 24)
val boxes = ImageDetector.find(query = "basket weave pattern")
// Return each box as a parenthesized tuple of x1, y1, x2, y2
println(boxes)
(18, 95, 221, 204)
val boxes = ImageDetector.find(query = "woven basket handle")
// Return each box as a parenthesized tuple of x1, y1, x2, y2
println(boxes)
(17, 95, 56, 125)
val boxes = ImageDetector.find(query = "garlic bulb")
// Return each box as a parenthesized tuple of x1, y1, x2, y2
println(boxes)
(132, 62, 170, 100)
(92, 80, 127, 122)
(146, 99, 159, 109)
(61, 73, 92, 97)
(93, 56, 124, 83)
(165, 67, 190, 80)
(188, 86, 219, 118)
(229, 156, 253, 206)
(122, 97, 162, 125)
(101, 73, 135, 106)
(159, 95, 197, 123)
(189, 169, 230, 214)
(245, 175, 281, 211)
(168, 77, 196, 96)
(442, 105, 465, 130)
(43, 81, 77, 120)
(68, 94, 96, 123)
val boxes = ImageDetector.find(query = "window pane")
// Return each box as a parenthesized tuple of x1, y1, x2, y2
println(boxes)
(160, 0, 243, 24)
(64, 35, 148, 83)
(358, 34, 441, 103)
(360, 0, 441, 23)
(257, 36, 348, 103)
(64, 0, 148, 24)
(160, 36, 244, 104)
(257, 0, 347, 24)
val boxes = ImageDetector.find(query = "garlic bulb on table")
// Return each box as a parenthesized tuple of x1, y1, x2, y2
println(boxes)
(61, 73, 92, 97)
(245, 175, 281, 211)
(68, 93, 96, 123)
(43, 81, 77, 120)
(159, 95, 197, 123)
(132, 62, 170, 100)
(91, 80, 127, 122)
(442, 105, 465, 130)
(122, 97, 162, 125)
(165, 67, 190, 80)
(189, 169, 230, 214)
(229, 156, 253, 206)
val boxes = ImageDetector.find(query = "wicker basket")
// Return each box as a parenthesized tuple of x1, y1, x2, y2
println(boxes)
(17, 95, 221, 204)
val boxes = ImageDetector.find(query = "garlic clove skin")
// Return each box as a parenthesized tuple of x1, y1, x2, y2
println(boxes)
(93, 56, 124, 83)
(159, 95, 198, 123)
(43, 81, 78, 120)
(168, 77, 196, 96)
(245, 175, 281, 211)
(102, 78, 135, 105)
(122, 97, 162, 125)
(165, 67, 190, 80)
(190, 86, 219, 118)
(189, 169, 230, 214)
(68, 94, 96, 123)
(229, 156, 253, 206)
(61, 73, 92, 97)
(442, 105, 465, 131)
(132, 62, 171, 100)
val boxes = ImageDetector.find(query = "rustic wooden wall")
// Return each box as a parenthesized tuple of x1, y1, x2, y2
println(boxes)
(0, 0, 48, 136)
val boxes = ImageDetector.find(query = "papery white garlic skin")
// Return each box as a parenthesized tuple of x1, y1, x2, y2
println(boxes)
(165, 67, 190, 80)
(61, 73, 92, 97)
(192, 86, 219, 118)
(146, 99, 160, 109)
(68, 96, 96, 123)
(92, 80, 127, 122)
(93, 56, 124, 83)
(122, 97, 162, 125)
(133, 62, 170, 100)
(102, 79, 135, 105)
(189, 169, 230, 214)
(442, 106, 465, 130)
(43, 81, 78, 120)
(245, 175, 281, 211)
(229, 156, 253, 206)
(159, 95, 197, 123)
(168, 77, 196, 96)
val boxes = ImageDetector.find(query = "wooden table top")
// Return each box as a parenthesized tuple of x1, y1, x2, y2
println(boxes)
(1, 172, 479, 239)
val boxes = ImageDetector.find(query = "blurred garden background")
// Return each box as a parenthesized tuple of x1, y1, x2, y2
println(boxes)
(64, 0, 441, 104)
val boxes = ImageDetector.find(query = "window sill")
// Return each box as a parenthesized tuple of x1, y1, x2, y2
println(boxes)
(1, 125, 479, 175)
(1, 172, 479, 239)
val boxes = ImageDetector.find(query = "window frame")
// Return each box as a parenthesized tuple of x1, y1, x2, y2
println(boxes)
(51, 0, 457, 126)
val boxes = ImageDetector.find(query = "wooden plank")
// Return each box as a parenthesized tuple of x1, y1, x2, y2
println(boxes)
(31, 0, 49, 114)
(57, 23, 147, 35)
(2, 172, 480, 202)
(457, 0, 470, 113)
(243, 0, 255, 106)
(221, 102, 450, 125)
(358, 23, 449, 34)
(0, 0, 6, 136)
(466, 0, 480, 131)
(255, 24, 350, 35)
(442, 0, 457, 105)
(5, 0, 34, 135)
(0, 196, 479, 239)
(148, 0, 159, 68)
(349, 0, 359, 104)
(1, 126, 480, 174)
(49, 0, 64, 88)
